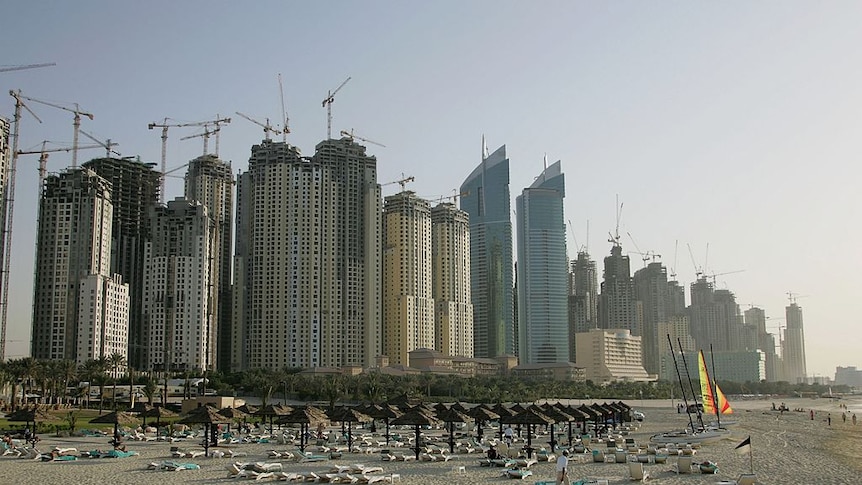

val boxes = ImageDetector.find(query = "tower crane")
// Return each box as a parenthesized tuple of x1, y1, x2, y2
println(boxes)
(340, 129, 385, 147)
(12, 91, 93, 168)
(236, 111, 282, 141)
(0, 90, 42, 361)
(322, 76, 351, 140)
(210, 115, 231, 157)
(431, 190, 469, 205)
(181, 125, 221, 156)
(705, 269, 745, 286)
(626, 232, 660, 266)
(17, 142, 105, 191)
(607, 195, 623, 248)
(0, 63, 56, 73)
(278, 73, 290, 142)
(148, 117, 229, 203)
(381, 175, 415, 192)
(80, 129, 121, 158)
(786, 292, 808, 304)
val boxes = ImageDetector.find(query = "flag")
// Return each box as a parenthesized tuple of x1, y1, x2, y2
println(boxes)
(735, 436, 751, 455)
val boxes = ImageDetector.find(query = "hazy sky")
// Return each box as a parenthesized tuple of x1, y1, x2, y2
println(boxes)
(2, 1, 860, 377)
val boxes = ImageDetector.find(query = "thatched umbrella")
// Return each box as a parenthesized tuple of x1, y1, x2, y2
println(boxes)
(502, 407, 554, 458)
(390, 407, 440, 460)
(236, 403, 258, 414)
(383, 394, 415, 410)
(467, 404, 499, 441)
(177, 406, 231, 456)
(365, 404, 402, 446)
(91, 410, 140, 443)
(129, 403, 154, 426)
(557, 404, 589, 443)
(491, 403, 515, 441)
(435, 406, 470, 453)
(218, 406, 248, 434)
(276, 405, 329, 453)
(329, 407, 372, 452)
(6, 406, 57, 440)
(254, 403, 291, 434)
(578, 404, 601, 435)
(143, 405, 178, 428)
(539, 404, 573, 450)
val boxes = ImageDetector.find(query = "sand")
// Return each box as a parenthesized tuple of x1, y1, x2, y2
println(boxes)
(1, 396, 860, 485)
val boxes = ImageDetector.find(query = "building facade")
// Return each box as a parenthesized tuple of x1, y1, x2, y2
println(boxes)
(599, 245, 640, 336)
(142, 199, 213, 372)
(82, 157, 161, 369)
(574, 328, 652, 383)
(233, 138, 381, 371)
(31, 169, 118, 363)
(382, 191, 435, 366)
(77, 274, 129, 363)
(568, 251, 599, 363)
(459, 145, 514, 358)
(515, 161, 568, 364)
(184, 154, 233, 372)
(430, 203, 473, 358)
(633, 261, 669, 375)
(783, 301, 807, 384)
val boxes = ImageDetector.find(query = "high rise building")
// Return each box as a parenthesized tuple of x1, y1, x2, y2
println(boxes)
(515, 161, 567, 364)
(183, 155, 233, 372)
(82, 157, 161, 368)
(687, 277, 742, 352)
(31, 169, 127, 363)
(633, 261, 669, 375)
(568, 251, 598, 362)
(142, 199, 213, 372)
(459, 145, 514, 358)
(430, 202, 473, 358)
(744, 306, 779, 381)
(233, 138, 381, 371)
(657, 315, 696, 381)
(599, 244, 640, 335)
(783, 301, 807, 383)
(382, 191, 434, 366)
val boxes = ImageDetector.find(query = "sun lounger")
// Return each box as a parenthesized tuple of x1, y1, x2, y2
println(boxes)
(628, 461, 649, 481)
(253, 462, 284, 473)
(504, 468, 533, 479)
(673, 455, 694, 474)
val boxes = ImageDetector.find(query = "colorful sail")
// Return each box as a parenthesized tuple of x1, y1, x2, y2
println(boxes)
(699, 350, 733, 415)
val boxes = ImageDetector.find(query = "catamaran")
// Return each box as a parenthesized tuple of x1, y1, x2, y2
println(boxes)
(699, 348, 736, 428)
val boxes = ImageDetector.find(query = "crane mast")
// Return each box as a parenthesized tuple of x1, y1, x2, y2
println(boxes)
(13, 92, 93, 168)
(322, 76, 351, 140)
(236, 111, 282, 141)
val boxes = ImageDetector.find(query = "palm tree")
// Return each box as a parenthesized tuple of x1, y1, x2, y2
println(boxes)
(20, 358, 41, 405)
(59, 360, 77, 406)
(108, 352, 126, 409)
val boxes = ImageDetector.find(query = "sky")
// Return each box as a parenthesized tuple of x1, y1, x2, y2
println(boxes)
(2, 1, 860, 378)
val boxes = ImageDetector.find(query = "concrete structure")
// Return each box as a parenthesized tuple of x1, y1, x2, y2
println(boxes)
(834, 366, 862, 388)
(783, 302, 807, 384)
(574, 328, 652, 383)
(77, 274, 129, 363)
(233, 137, 381, 371)
(657, 315, 697, 381)
(383, 191, 434, 366)
(511, 362, 586, 382)
(430, 203, 473, 358)
(599, 245, 640, 336)
(142, 199, 213, 372)
(687, 277, 742, 352)
(82, 157, 161, 369)
(405, 348, 516, 378)
(31, 169, 122, 363)
(633, 261, 669, 375)
(516, 161, 567, 364)
(184, 154, 233, 372)
(459, 145, 514, 358)
(568, 251, 599, 363)
(666, 350, 765, 384)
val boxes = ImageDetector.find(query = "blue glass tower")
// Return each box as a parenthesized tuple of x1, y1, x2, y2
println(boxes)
(459, 145, 514, 358)
(516, 161, 568, 364)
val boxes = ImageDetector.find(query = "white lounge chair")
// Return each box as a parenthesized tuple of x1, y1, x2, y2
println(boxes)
(628, 461, 649, 481)
(673, 455, 694, 474)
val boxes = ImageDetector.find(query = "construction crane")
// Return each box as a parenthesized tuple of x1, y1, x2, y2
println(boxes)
(181, 125, 221, 156)
(210, 115, 231, 157)
(148, 117, 229, 203)
(627, 232, 660, 266)
(786, 292, 808, 304)
(381, 175, 415, 192)
(278, 73, 290, 142)
(607, 195, 623, 248)
(705, 269, 745, 286)
(669, 240, 679, 281)
(340, 129, 385, 147)
(431, 190, 469, 205)
(0, 62, 56, 73)
(322, 76, 351, 140)
(13, 91, 93, 168)
(236, 111, 282, 141)
(80, 129, 121, 158)
(0, 90, 42, 361)
(17, 142, 105, 192)
(687, 243, 705, 279)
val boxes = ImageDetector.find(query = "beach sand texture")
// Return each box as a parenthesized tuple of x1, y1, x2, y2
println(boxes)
(1, 397, 859, 485)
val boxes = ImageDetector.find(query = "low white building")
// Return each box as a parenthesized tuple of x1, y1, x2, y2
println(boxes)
(575, 328, 653, 383)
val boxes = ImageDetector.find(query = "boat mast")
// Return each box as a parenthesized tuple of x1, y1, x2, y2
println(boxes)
(678, 338, 705, 431)
(709, 344, 722, 429)
(667, 334, 696, 433)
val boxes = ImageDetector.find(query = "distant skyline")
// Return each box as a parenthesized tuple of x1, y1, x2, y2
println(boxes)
(2, 1, 860, 377)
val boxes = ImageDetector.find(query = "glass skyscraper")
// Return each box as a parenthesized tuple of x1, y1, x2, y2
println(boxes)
(515, 161, 568, 364)
(459, 145, 514, 358)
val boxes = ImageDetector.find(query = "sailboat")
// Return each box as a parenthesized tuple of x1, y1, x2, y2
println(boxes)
(698, 349, 736, 429)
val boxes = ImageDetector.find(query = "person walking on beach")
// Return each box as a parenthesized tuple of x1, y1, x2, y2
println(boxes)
(504, 425, 514, 445)
(843, 412, 847, 424)
(853, 414, 857, 426)
(556, 449, 569, 485)
(810, 409, 814, 420)
(827, 413, 832, 426)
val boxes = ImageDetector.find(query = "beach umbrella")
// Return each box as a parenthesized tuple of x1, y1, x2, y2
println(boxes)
(254, 403, 292, 434)
(558, 404, 589, 443)
(390, 407, 441, 460)
(433, 402, 449, 413)
(177, 406, 231, 456)
(540, 404, 573, 450)
(143, 405, 178, 427)
(329, 407, 372, 453)
(577, 404, 600, 435)
(491, 403, 516, 441)
(129, 403, 155, 426)
(6, 406, 57, 439)
(466, 404, 499, 441)
(277, 405, 329, 453)
(365, 404, 402, 445)
(90, 410, 140, 441)
(218, 406, 248, 434)
(383, 393, 415, 410)
(236, 403, 258, 414)
(435, 406, 471, 453)
(503, 407, 554, 458)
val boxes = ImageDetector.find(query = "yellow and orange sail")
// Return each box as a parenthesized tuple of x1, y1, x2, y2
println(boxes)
(698, 350, 733, 415)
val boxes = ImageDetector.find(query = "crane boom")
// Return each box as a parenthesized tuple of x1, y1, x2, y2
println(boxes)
(0, 63, 56, 73)
(80, 129, 121, 158)
(278, 73, 290, 142)
(236, 111, 282, 140)
(14, 92, 93, 168)
(340, 129, 385, 147)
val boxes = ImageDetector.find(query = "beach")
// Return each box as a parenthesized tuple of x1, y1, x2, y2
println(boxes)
(1, 396, 859, 485)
